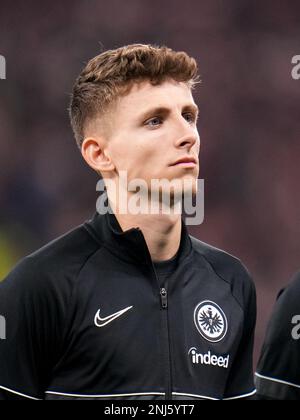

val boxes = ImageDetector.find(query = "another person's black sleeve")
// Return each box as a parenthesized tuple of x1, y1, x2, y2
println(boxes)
(256, 272, 300, 400)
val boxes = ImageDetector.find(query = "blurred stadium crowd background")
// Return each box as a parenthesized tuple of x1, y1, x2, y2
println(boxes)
(0, 0, 300, 363)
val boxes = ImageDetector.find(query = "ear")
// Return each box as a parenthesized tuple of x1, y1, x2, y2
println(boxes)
(81, 137, 115, 174)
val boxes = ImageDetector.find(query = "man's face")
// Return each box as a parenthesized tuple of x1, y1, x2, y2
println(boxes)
(101, 79, 200, 202)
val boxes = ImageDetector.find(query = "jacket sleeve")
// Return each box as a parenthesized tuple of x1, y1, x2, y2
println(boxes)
(255, 272, 300, 400)
(0, 256, 68, 400)
(223, 267, 257, 400)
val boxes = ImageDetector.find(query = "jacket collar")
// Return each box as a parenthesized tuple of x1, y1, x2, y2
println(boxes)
(86, 199, 192, 266)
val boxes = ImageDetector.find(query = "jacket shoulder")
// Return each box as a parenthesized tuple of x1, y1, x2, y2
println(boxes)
(190, 236, 255, 302)
(276, 271, 300, 305)
(28, 222, 101, 268)
(0, 221, 102, 293)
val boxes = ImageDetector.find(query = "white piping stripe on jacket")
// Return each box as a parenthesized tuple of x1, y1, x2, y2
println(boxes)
(0, 385, 40, 400)
(172, 392, 218, 400)
(45, 391, 165, 398)
(0, 386, 256, 400)
(255, 372, 300, 390)
(173, 390, 256, 400)
(223, 389, 257, 400)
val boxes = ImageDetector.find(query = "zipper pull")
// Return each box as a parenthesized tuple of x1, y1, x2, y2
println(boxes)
(160, 288, 168, 309)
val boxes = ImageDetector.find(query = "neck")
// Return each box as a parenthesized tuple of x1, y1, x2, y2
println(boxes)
(108, 195, 182, 262)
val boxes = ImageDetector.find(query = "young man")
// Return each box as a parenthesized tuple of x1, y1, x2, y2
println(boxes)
(0, 44, 256, 400)
(256, 271, 300, 400)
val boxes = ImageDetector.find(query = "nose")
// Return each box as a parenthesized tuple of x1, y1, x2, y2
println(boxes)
(174, 126, 200, 151)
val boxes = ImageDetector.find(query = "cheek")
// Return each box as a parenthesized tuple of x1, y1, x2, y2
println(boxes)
(110, 131, 168, 179)
(109, 138, 138, 171)
(119, 144, 154, 178)
(131, 151, 166, 183)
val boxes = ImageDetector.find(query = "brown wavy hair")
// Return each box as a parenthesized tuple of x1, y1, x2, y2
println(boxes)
(69, 44, 200, 148)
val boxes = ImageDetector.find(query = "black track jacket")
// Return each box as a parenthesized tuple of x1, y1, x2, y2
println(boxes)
(0, 209, 256, 400)
(256, 272, 300, 400)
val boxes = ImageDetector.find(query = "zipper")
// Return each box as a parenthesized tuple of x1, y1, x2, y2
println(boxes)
(131, 227, 173, 399)
(148, 256, 173, 400)
(160, 287, 168, 309)
(159, 286, 172, 400)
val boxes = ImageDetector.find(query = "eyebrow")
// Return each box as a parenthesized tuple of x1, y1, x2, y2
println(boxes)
(138, 104, 199, 122)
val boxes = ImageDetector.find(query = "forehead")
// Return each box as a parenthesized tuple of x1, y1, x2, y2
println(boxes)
(116, 79, 196, 113)
(93, 80, 197, 139)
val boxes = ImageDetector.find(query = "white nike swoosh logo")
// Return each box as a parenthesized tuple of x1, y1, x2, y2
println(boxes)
(94, 306, 133, 328)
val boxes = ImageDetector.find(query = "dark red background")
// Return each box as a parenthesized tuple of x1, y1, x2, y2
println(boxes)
(0, 0, 300, 364)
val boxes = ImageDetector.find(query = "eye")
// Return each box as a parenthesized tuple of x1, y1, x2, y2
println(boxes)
(144, 117, 163, 128)
(183, 112, 197, 124)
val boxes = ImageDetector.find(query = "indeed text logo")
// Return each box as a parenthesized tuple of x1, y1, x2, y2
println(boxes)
(188, 347, 229, 369)
(0, 55, 6, 80)
(0, 315, 6, 340)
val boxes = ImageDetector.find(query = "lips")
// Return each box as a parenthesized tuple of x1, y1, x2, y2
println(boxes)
(170, 157, 197, 166)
